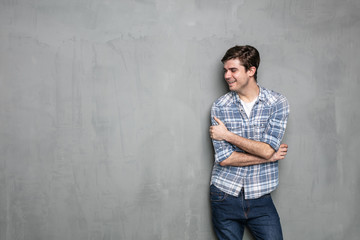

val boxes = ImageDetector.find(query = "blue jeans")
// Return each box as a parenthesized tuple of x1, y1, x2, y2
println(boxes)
(210, 185, 283, 240)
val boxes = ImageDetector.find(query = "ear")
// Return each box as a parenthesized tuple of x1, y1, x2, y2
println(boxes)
(247, 66, 256, 77)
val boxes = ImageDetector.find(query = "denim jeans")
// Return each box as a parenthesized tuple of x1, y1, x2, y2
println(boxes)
(210, 184, 283, 240)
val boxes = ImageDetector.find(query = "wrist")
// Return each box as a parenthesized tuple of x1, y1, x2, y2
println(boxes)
(269, 153, 276, 162)
(224, 131, 234, 142)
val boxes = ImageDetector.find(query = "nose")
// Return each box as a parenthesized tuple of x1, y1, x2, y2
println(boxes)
(224, 70, 231, 79)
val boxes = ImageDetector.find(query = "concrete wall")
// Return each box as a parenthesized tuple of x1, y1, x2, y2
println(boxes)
(1, 0, 359, 239)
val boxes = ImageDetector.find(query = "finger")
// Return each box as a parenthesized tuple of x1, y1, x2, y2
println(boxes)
(279, 144, 286, 148)
(213, 116, 224, 125)
(280, 145, 288, 151)
(278, 150, 286, 155)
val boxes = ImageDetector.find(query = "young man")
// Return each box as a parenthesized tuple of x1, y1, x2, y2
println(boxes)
(209, 45, 290, 240)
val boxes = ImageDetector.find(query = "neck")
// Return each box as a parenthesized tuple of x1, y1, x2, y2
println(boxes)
(237, 81, 259, 103)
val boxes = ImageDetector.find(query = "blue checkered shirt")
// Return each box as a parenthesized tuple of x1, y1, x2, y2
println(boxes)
(210, 86, 289, 199)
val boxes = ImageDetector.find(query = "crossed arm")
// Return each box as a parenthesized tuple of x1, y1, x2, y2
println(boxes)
(209, 116, 288, 167)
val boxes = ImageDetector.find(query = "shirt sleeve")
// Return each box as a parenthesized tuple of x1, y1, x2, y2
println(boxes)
(211, 104, 235, 164)
(261, 95, 290, 151)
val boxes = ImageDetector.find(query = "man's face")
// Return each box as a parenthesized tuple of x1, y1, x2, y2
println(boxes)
(223, 58, 253, 93)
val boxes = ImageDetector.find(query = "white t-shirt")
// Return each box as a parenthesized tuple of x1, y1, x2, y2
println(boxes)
(240, 97, 258, 118)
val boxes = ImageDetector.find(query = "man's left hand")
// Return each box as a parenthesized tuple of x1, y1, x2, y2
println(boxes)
(209, 116, 230, 141)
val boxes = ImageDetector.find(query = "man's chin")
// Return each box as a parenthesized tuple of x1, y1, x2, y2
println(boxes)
(228, 86, 236, 91)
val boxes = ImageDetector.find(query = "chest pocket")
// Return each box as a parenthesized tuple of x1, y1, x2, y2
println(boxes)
(253, 120, 268, 140)
(225, 121, 243, 135)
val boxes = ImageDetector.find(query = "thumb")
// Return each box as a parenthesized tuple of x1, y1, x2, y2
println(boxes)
(213, 116, 224, 125)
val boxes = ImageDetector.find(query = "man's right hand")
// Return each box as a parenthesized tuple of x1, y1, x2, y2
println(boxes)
(269, 144, 288, 162)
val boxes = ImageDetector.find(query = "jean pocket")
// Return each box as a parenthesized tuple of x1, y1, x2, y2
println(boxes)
(210, 185, 228, 202)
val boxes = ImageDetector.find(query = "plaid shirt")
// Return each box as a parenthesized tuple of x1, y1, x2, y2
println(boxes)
(210, 86, 289, 199)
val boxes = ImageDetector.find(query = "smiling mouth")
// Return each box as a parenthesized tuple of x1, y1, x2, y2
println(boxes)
(227, 80, 236, 84)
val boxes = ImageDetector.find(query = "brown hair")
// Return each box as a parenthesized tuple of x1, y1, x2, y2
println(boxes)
(221, 45, 260, 81)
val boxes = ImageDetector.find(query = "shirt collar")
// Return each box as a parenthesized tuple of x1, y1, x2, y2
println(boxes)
(258, 85, 267, 102)
(232, 85, 265, 103)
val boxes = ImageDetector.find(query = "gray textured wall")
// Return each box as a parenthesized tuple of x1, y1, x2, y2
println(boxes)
(1, 0, 359, 239)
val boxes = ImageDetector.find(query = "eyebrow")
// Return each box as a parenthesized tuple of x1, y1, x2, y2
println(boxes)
(224, 67, 238, 71)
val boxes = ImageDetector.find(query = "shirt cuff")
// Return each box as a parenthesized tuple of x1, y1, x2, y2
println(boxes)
(261, 134, 281, 151)
(214, 146, 234, 164)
